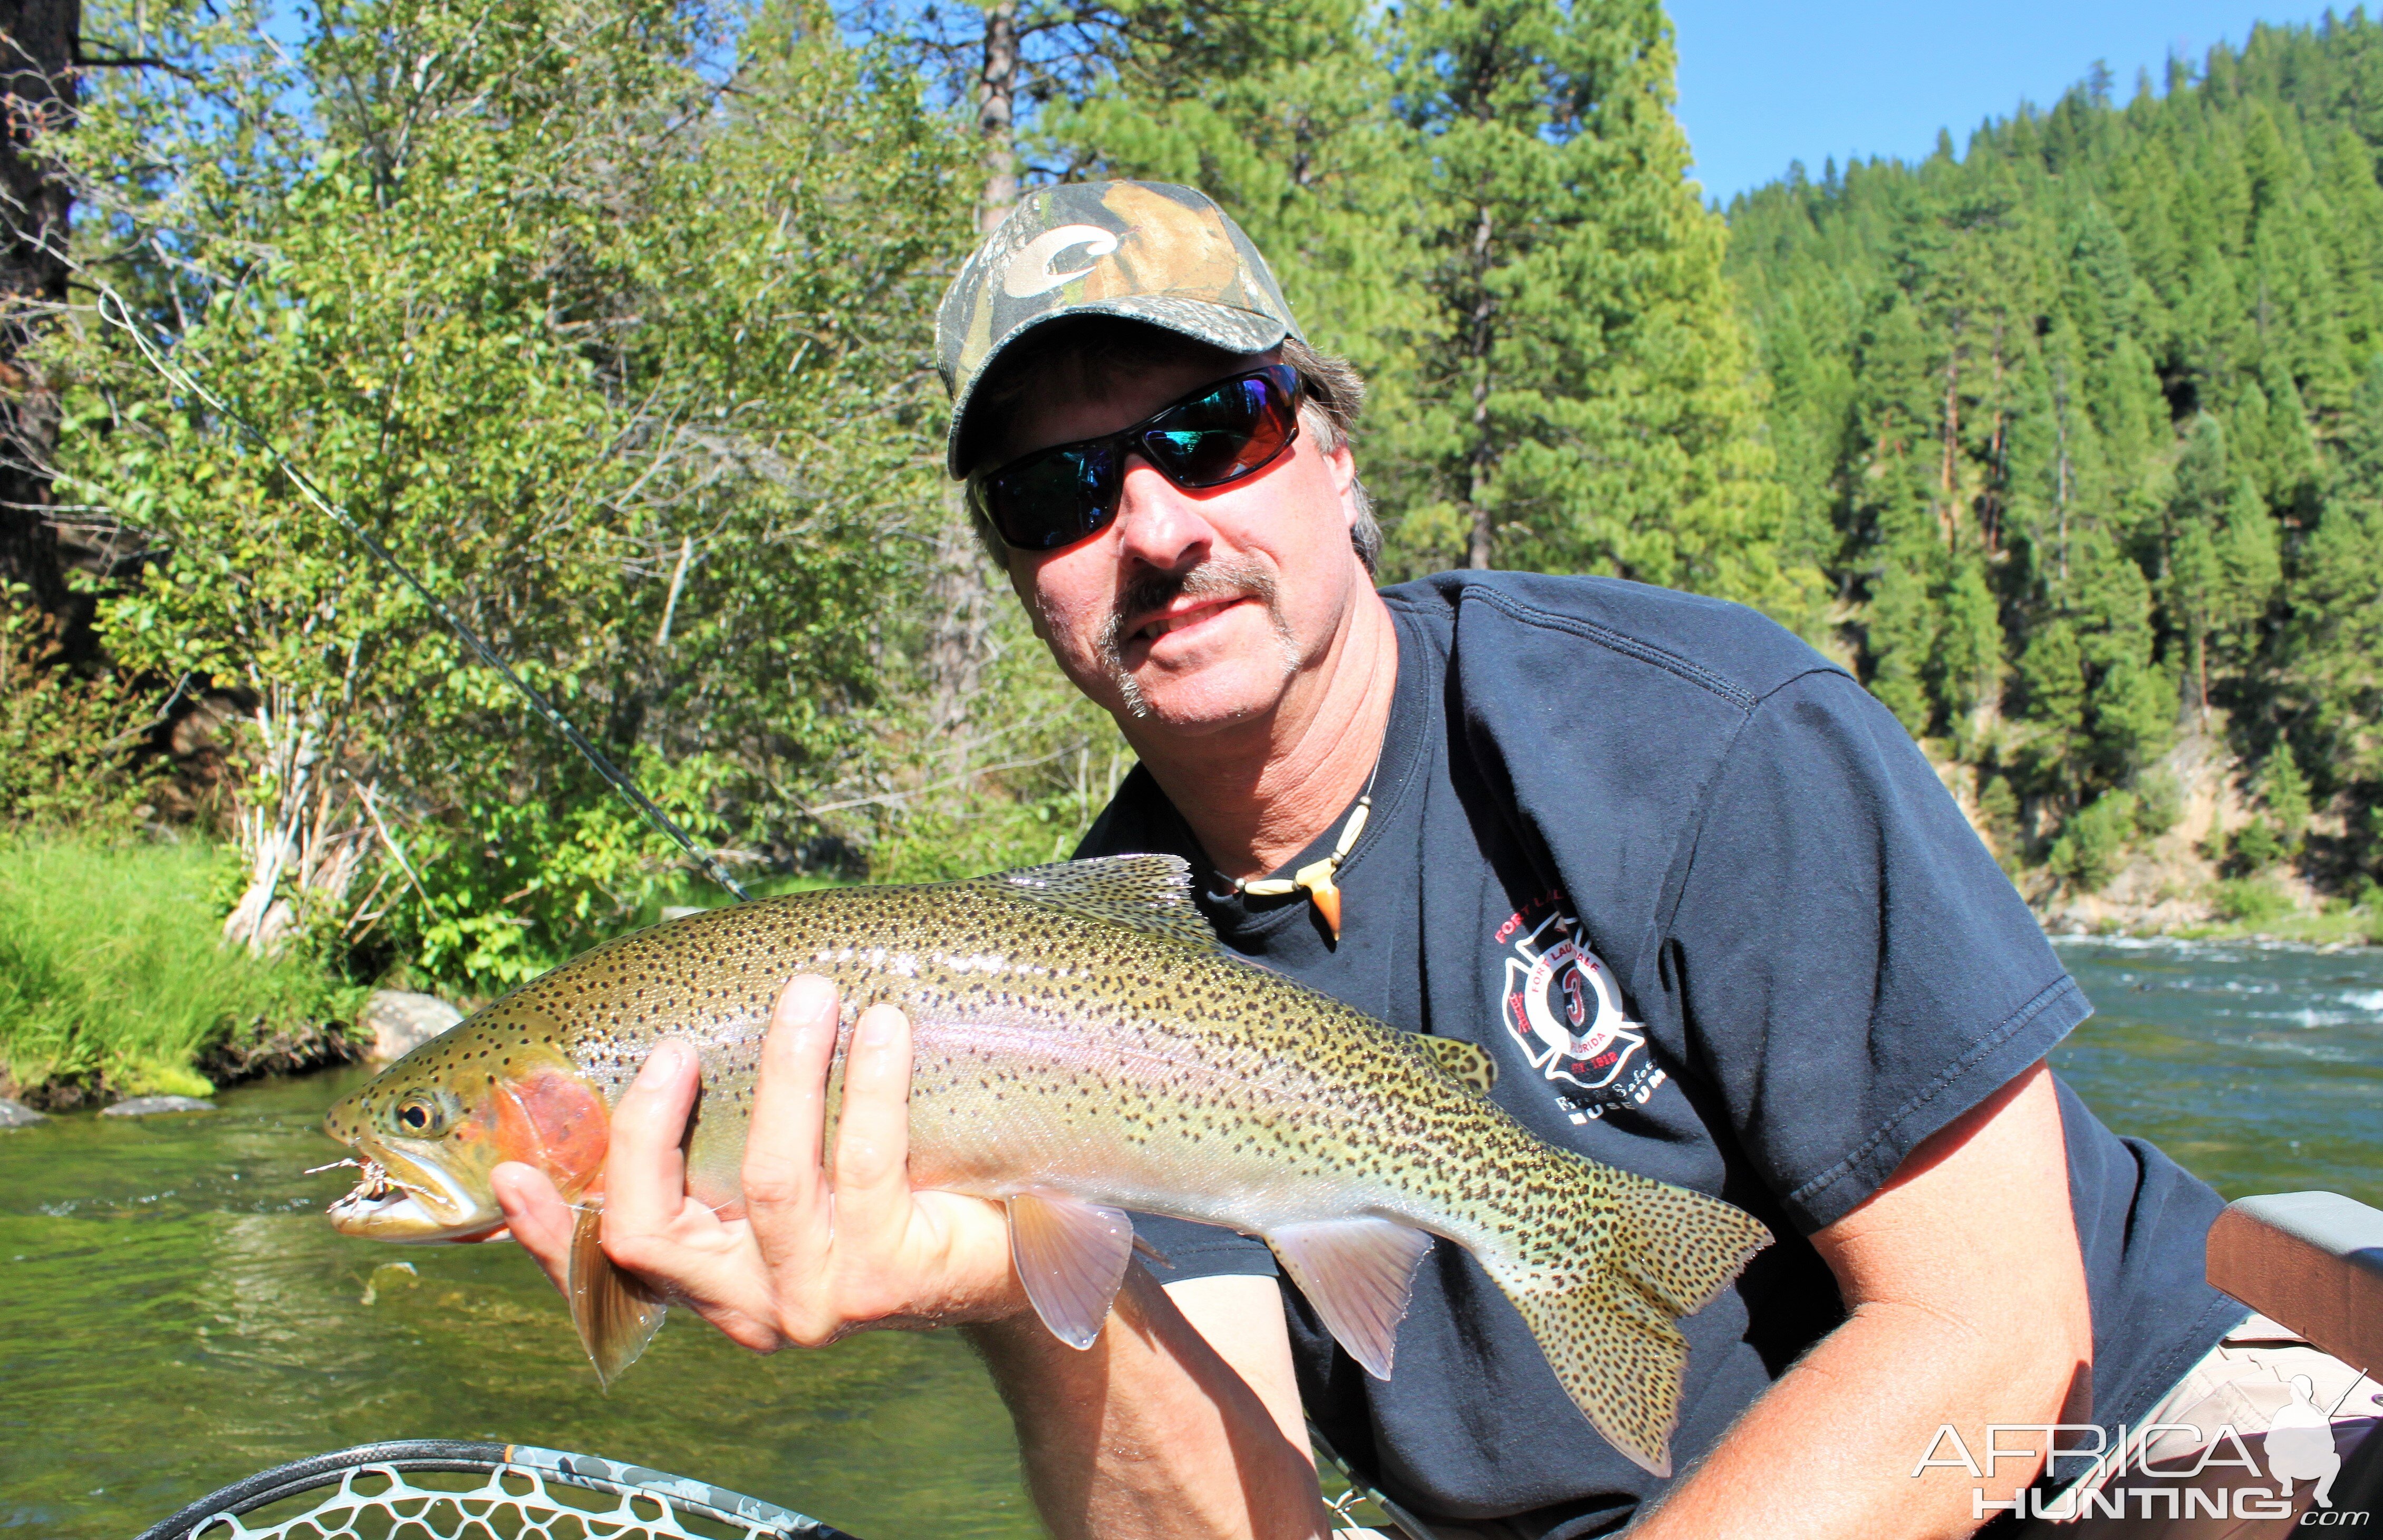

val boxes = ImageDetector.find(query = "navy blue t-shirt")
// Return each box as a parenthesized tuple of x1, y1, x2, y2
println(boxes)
(1075, 572, 2237, 1538)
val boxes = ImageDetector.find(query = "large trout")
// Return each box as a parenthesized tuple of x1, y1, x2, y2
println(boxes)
(321, 856, 1768, 1474)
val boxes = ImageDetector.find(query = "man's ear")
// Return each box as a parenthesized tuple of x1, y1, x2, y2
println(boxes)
(1325, 440, 1359, 528)
(1005, 554, 1053, 642)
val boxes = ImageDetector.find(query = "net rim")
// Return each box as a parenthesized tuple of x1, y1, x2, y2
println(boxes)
(130, 1438, 857, 1540)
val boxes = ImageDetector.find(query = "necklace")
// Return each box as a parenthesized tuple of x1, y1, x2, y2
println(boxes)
(1229, 756, 1383, 942)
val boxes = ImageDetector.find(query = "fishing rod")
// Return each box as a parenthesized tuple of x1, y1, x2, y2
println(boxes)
(91, 285, 751, 904)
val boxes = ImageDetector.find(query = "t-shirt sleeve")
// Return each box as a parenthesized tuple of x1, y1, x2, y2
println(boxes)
(1666, 668, 2089, 1235)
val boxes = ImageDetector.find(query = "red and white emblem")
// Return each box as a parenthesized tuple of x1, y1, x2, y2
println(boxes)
(1496, 893, 1667, 1119)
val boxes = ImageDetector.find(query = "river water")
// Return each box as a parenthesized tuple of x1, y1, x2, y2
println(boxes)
(3, 938, 2376, 1538)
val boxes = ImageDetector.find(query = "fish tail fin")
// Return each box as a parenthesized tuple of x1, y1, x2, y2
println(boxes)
(568, 1202, 667, 1388)
(1604, 1167, 1773, 1318)
(1493, 1163, 1771, 1476)
(1509, 1270, 1689, 1477)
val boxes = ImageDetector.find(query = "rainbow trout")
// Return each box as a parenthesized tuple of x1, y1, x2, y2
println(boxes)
(321, 856, 1768, 1474)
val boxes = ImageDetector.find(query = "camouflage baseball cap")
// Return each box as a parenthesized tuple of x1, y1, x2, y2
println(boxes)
(935, 180, 1304, 477)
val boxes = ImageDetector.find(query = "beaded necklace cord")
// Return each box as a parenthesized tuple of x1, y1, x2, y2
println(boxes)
(1228, 756, 1383, 942)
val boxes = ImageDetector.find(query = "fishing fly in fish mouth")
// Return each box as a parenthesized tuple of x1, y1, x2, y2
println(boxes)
(318, 855, 1771, 1477)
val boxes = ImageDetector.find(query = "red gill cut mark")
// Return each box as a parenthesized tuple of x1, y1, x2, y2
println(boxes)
(493, 1071, 610, 1198)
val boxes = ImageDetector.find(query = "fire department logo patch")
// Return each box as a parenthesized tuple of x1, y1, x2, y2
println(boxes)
(1495, 890, 1667, 1122)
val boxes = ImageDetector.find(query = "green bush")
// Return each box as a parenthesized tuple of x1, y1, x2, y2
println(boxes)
(2208, 877, 2293, 925)
(2132, 772, 2184, 838)
(2047, 791, 2138, 890)
(2228, 820, 2287, 873)
(0, 835, 359, 1100)
(0, 592, 157, 831)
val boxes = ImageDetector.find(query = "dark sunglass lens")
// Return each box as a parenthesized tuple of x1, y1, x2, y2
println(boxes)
(1142, 372, 1296, 488)
(983, 444, 1119, 551)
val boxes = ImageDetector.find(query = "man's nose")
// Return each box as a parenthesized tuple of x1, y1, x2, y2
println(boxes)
(1111, 453, 1213, 570)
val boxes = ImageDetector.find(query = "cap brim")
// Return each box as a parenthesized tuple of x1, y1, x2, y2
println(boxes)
(944, 296, 1292, 478)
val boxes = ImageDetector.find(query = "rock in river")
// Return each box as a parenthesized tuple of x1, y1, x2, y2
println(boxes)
(362, 989, 463, 1062)
(102, 1096, 217, 1117)
(0, 1098, 46, 1127)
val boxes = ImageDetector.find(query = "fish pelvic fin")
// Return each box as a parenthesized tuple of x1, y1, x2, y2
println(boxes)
(1409, 1035, 1498, 1096)
(1601, 1166, 1773, 1318)
(1007, 1191, 1135, 1350)
(1265, 1218, 1434, 1380)
(1511, 1270, 1687, 1478)
(567, 1203, 667, 1389)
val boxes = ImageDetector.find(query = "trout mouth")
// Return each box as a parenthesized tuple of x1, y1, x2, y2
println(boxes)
(321, 1139, 504, 1242)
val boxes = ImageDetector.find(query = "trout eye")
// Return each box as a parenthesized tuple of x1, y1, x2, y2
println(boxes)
(392, 1093, 451, 1137)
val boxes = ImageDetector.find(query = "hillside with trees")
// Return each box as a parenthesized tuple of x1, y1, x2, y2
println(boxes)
(1726, 15, 2383, 918)
(4, 0, 2381, 1100)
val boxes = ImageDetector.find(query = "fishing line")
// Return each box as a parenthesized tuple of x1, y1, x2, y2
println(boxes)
(90, 285, 751, 903)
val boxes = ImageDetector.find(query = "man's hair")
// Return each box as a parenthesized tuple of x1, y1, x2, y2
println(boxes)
(956, 316, 1382, 573)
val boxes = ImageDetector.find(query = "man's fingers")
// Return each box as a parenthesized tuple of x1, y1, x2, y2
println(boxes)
(745, 975, 839, 1268)
(830, 1003, 916, 1230)
(603, 1037, 701, 1233)
(491, 1160, 572, 1293)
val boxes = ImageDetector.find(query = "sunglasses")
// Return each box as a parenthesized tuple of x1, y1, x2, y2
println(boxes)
(968, 364, 1303, 553)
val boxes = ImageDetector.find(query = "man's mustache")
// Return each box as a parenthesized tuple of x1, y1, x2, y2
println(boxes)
(1101, 559, 1281, 662)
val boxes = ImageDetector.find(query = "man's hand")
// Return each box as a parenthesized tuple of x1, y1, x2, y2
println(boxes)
(490, 974, 1025, 1352)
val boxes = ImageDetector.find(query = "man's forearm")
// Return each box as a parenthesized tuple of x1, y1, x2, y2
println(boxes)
(966, 1266, 1330, 1540)
(1628, 1295, 2088, 1538)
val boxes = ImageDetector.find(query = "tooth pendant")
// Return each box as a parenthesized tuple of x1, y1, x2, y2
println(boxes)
(1234, 795, 1371, 942)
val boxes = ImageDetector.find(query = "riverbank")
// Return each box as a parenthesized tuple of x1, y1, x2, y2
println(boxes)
(3, 825, 2373, 1107)
(1923, 729, 2383, 950)
(0, 836, 361, 1108)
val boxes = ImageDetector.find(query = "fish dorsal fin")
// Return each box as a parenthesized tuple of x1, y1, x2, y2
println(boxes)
(1007, 1190, 1137, 1350)
(1411, 1035, 1498, 1096)
(985, 855, 1221, 951)
(567, 1202, 667, 1389)
(1265, 1217, 1434, 1380)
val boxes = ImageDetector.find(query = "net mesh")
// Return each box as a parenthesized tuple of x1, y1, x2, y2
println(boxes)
(189, 1462, 792, 1540)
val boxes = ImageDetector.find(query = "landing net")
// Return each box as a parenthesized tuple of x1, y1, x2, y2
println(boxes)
(134, 1440, 857, 1540)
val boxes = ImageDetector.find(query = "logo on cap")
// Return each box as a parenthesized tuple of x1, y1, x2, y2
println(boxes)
(1003, 224, 1121, 299)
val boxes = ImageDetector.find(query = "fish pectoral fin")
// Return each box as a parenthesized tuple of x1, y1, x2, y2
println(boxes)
(1007, 1190, 1136, 1350)
(567, 1203, 667, 1389)
(1511, 1270, 1687, 1479)
(1264, 1218, 1434, 1381)
(1411, 1035, 1498, 1095)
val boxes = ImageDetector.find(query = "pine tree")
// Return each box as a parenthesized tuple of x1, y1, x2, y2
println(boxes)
(1380, 0, 1808, 617)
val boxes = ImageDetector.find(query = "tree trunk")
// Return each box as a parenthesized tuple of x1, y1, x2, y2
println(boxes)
(1463, 203, 1495, 570)
(974, 0, 1018, 236)
(924, 2, 1021, 767)
(0, 0, 79, 652)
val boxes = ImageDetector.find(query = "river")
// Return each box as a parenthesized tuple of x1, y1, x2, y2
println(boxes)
(3, 937, 2376, 1538)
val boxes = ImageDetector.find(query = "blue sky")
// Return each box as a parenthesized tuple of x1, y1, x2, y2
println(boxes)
(1669, 2, 2342, 204)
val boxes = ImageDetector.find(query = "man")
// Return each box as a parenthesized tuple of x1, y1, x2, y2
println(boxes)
(490, 183, 2316, 1538)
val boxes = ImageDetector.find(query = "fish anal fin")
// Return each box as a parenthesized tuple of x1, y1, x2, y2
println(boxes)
(1511, 1270, 1687, 1478)
(1412, 1035, 1498, 1095)
(986, 856, 1221, 952)
(567, 1203, 667, 1389)
(1007, 1190, 1136, 1350)
(1265, 1218, 1433, 1380)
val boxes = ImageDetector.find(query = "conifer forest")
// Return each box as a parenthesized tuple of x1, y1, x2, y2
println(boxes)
(6, 0, 2383, 1095)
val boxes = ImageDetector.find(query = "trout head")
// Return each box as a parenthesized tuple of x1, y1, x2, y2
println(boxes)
(321, 1013, 609, 1243)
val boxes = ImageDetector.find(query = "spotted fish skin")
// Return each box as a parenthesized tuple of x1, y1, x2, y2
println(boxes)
(323, 856, 1770, 1474)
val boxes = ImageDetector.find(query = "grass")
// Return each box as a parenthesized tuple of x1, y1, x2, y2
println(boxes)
(0, 835, 359, 1101)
